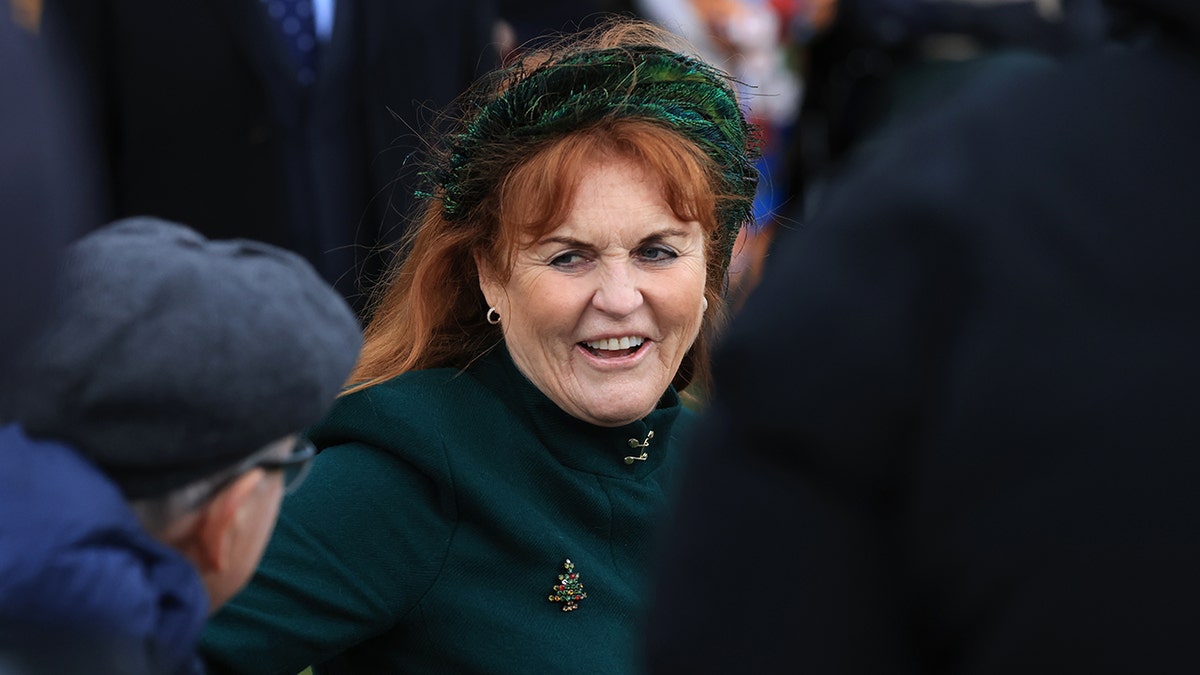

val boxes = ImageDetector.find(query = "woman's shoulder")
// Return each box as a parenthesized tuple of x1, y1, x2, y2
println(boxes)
(350, 365, 470, 400)
(307, 366, 503, 454)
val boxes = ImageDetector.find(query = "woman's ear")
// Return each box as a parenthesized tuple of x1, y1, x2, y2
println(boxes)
(474, 252, 504, 313)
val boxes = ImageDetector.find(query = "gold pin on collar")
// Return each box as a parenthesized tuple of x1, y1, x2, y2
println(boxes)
(624, 430, 654, 464)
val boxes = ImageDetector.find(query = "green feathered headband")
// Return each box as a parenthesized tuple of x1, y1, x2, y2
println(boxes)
(419, 44, 760, 261)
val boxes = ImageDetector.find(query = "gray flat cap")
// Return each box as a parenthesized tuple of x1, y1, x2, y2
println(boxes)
(4, 217, 363, 499)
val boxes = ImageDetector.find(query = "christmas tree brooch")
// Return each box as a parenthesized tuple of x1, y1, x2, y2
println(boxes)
(548, 559, 587, 612)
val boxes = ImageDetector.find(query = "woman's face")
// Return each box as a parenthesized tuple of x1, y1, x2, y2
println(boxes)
(479, 157, 708, 427)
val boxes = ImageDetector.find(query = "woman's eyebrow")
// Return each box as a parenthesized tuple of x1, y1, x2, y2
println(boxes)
(536, 235, 591, 248)
(641, 228, 691, 242)
(537, 228, 693, 248)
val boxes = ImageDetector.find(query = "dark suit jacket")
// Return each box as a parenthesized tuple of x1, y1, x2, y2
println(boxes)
(42, 0, 497, 308)
(646, 1, 1200, 672)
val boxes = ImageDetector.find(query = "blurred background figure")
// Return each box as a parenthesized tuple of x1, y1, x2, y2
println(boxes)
(0, 6, 91, 389)
(38, 0, 498, 313)
(495, 0, 638, 59)
(788, 0, 1109, 219)
(1, 218, 362, 674)
(646, 0, 1200, 672)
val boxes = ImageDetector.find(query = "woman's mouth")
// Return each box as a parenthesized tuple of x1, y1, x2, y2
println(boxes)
(580, 336, 646, 358)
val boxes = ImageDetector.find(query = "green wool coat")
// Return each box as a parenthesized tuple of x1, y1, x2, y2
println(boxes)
(200, 346, 693, 674)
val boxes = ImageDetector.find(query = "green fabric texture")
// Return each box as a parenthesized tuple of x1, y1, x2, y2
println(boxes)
(200, 347, 693, 674)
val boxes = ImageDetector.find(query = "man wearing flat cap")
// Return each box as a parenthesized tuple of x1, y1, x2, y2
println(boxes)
(0, 217, 363, 674)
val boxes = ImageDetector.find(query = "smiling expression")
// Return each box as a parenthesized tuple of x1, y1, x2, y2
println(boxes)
(479, 157, 708, 427)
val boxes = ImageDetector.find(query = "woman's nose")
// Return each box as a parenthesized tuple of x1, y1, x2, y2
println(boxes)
(591, 263, 643, 316)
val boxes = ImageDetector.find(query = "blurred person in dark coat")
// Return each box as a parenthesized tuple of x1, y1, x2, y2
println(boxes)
(791, 0, 1109, 218)
(40, 0, 498, 311)
(645, 0, 1200, 672)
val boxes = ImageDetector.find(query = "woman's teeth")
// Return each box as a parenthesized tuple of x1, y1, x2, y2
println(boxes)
(583, 336, 645, 351)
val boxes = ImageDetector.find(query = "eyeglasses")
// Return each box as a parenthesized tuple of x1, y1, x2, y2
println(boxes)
(257, 437, 316, 496)
(179, 437, 318, 512)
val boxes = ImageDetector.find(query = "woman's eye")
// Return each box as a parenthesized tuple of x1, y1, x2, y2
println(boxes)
(550, 252, 586, 268)
(638, 246, 677, 262)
